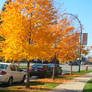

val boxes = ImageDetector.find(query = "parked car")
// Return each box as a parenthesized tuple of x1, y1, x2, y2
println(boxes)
(30, 64, 51, 77)
(29, 63, 62, 77)
(0, 62, 26, 85)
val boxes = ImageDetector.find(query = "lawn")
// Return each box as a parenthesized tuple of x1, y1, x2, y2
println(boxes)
(83, 79, 92, 92)
(72, 70, 92, 75)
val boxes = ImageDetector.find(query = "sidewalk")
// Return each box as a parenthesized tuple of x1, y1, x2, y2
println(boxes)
(49, 72, 92, 92)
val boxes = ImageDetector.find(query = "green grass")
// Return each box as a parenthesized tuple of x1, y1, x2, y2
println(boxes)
(57, 76, 73, 80)
(83, 79, 92, 92)
(72, 70, 92, 75)
(44, 82, 60, 88)
(30, 81, 60, 88)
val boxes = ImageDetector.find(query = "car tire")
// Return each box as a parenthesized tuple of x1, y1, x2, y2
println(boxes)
(8, 77, 13, 86)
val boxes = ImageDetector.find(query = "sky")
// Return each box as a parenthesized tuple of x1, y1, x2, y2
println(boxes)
(0, 0, 92, 46)
(54, 0, 92, 47)
(0, 0, 5, 11)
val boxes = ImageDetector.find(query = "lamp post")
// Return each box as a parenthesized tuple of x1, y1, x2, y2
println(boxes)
(64, 13, 83, 72)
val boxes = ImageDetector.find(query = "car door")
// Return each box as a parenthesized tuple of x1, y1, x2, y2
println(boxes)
(15, 65, 24, 82)
(9, 65, 19, 82)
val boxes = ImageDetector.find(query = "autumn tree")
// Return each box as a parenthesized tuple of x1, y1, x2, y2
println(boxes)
(41, 17, 78, 79)
(58, 33, 80, 74)
(0, 0, 57, 88)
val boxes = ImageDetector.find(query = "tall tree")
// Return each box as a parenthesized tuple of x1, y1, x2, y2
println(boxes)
(0, 0, 57, 88)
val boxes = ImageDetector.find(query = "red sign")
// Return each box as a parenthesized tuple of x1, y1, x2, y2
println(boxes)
(82, 33, 88, 45)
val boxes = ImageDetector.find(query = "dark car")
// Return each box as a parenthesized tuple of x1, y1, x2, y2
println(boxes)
(30, 64, 51, 77)
(29, 63, 62, 77)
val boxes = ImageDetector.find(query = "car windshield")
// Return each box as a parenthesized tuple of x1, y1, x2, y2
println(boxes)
(0, 64, 8, 70)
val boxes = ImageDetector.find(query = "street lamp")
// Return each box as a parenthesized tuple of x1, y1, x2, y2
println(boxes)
(63, 13, 83, 72)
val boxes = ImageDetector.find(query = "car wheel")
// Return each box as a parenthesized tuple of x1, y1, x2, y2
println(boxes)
(8, 77, 13, 86)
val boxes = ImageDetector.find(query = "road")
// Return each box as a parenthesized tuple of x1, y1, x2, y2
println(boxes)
(61, 64, 92, 74)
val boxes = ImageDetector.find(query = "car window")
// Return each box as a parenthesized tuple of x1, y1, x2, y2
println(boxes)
(16, 65, 21, 71)
(0, 64, 8, 70)
(10, 65, 16, 71)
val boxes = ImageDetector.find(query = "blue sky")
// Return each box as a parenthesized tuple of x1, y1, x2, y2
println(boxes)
(0, 0, 92, 46)
(54, 0, 92, 46)
(0, 0, 5, 11)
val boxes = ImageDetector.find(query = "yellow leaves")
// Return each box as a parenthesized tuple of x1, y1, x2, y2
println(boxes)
(0, 0, 81, 64)
(65, 26, 74, 33)
(55, 29, 80, 62)
(0, 0, 55, 62)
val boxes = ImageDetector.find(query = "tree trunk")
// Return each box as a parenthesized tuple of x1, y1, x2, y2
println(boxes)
(78, 64, 80, 72)
(78, 60, 81, 72)
(70, 65, 72, 74)
(52, 56, 56, 80)
(26, 61, 30, 88)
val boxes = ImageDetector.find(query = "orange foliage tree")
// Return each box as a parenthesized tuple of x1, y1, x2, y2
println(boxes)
(0, 0, 57, 88)
(47, 17, 80, 77)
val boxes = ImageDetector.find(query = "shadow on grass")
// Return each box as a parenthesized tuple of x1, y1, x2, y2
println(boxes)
(0, 90, 25, 92)
(29, 81, 45, 86)
(0, 81, 44, 87)
(0, 82, 25, 88)
(87, 80, 92, 84)
(83, 89, 92, 92)
(0, 81, 50, 92)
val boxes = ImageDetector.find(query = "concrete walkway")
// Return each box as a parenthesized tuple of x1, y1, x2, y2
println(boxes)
(49, 72, 92, 92)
